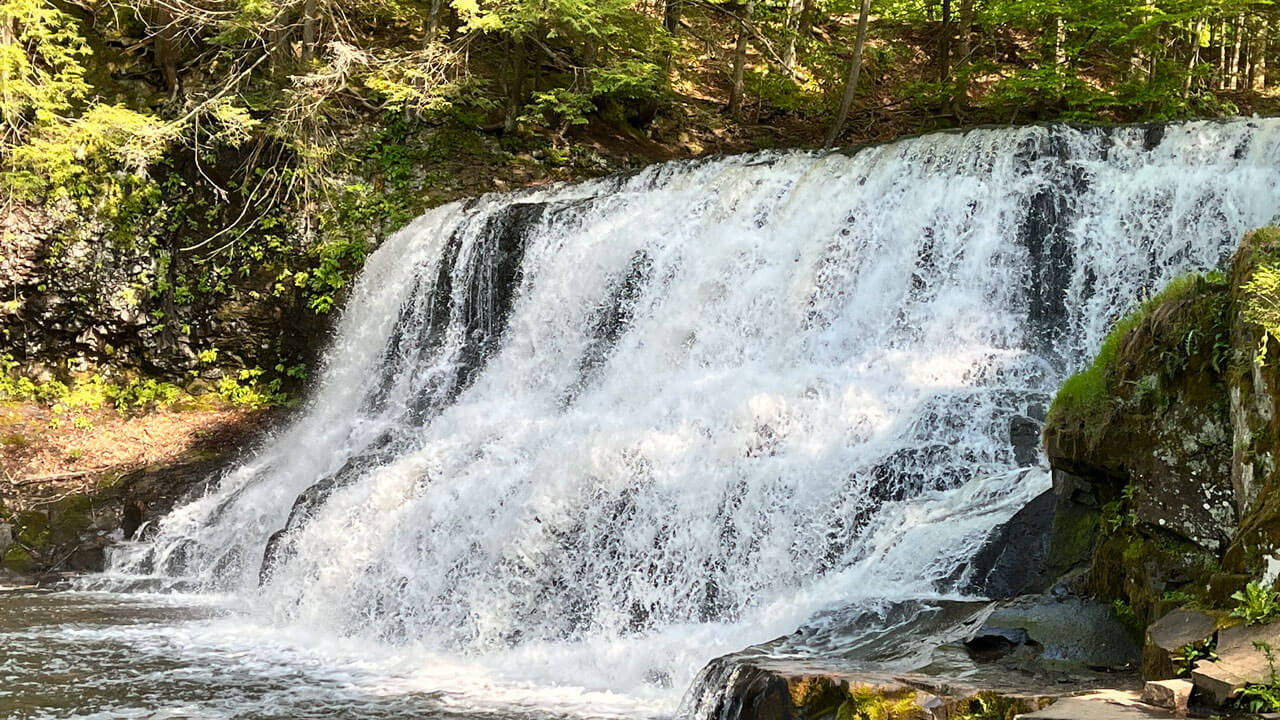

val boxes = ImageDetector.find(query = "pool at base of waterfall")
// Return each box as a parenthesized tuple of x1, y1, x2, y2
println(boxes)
(0, 590, 671, 720)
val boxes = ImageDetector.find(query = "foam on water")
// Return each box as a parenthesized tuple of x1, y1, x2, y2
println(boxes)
(89, 119, 1280, 716)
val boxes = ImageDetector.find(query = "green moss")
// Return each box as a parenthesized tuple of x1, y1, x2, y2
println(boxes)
(1047, 503, 1099, 573)
(14, 511, 50, 550)
(2, 545, 34, 574)
(1240, 232, 1280, 364)
(952, 693, 1033, 720)
(48, 495, 94, 546)
(791, 677, 849, 720)
(833, 687, 918, 720)
(1049, 271, 1228, 448)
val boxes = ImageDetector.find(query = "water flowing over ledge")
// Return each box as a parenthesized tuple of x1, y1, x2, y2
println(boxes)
(92, 119, 1280, 714)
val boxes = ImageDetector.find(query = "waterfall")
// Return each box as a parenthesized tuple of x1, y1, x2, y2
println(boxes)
(103, 119, 1280, 710)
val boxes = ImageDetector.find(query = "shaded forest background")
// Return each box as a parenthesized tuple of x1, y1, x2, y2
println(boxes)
(2, 0, 1280, 432)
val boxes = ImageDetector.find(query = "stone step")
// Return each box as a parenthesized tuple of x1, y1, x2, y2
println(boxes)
(1189, 621, 1280, 705)
(1140, 679, 1192, 715)
(1016, 690, 1178, 719)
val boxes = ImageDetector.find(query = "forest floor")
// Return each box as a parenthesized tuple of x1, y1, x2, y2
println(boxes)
(0, 400, 271, 512)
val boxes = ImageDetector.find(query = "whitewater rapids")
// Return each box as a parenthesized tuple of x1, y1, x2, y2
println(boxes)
(92, 118, 1280, 716)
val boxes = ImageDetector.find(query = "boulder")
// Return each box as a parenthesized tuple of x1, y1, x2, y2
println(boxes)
(962, 486, 1054, 598)
(1011, 415, 1043, 467)
(1141, 609, 1217, 680)
(1042, 271, 1240, 624)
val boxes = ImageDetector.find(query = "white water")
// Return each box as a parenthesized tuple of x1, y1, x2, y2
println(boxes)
(94, 119, 1280, 717)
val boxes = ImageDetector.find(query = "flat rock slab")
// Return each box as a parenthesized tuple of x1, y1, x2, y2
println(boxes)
(977, 596, 1139, 667)
(1141, 679, 1191, 714)
(1191, 621, 1280, 705)
(1016, 690, 1177, 719)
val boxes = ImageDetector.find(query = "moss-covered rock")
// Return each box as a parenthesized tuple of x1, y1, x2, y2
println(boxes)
(1044, 227, 1280, 635)
(1043, 270, 1235, 624)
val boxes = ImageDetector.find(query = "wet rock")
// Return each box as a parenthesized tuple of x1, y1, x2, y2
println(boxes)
(975, 595, 1139, 668)
(1140, 679, 1191, 715)
(965, 626, 1039, 663)
(1011, 415, 1043, 467)
(698, 662, 794, 720)
(1141, 609, 1217, 680)
(0, 449, 242, 579)
(66, 543, 107, 573)
(962, 486, 1054, 599)
(121, 502, 144, 541)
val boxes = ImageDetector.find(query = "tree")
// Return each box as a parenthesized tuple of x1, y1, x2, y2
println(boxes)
(728, 0, 756, 118)
(824, 0, 871, 147)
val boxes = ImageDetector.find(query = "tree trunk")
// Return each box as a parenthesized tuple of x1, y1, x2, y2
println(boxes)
(154, 3, 179, 95)
(1, 13, 15, 139)
(1184, 17, 1203, 97)
(426, 0, 444, 43)
(664, 0, 681, 34)
(503, 37, 527, 133)
(781, 0, 804, 71)
(302, 0, 318, 63)
(1053, 15, 1066, 67)
(727, 0, 754, 119)
(957, 0, 974, 66)
(1246, 18, 1257, 90)
(1254, 18, 1269, 89)
(1130, 14, 1149, 82)
(1218, 19, 1228, 90)
(1231, 15, 1245, 89)
(938, 0, 952, 83)
(823, 0, 872, 148)
(796, 0, 816, 47)
(951, 0, 973, 110)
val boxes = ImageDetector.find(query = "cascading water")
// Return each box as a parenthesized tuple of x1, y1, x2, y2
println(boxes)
(99, 119, 1280, 715)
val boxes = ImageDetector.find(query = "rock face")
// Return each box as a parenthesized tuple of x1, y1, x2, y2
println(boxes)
(0, 198, 327, 385)
(1041, 254, 1272, 625)
(0, 453, 236, 584)
(1038, 227, 1280, 711)
(1225, 227, 1280, 575)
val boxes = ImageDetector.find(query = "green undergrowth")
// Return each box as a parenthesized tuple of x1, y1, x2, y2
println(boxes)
(1049, 270, 1228, 447)
(0, 354, 289, 418)
(1240, 228, 1280, 363)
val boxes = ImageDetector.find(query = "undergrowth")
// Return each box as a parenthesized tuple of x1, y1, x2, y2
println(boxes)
(0, 354, 287, 419)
